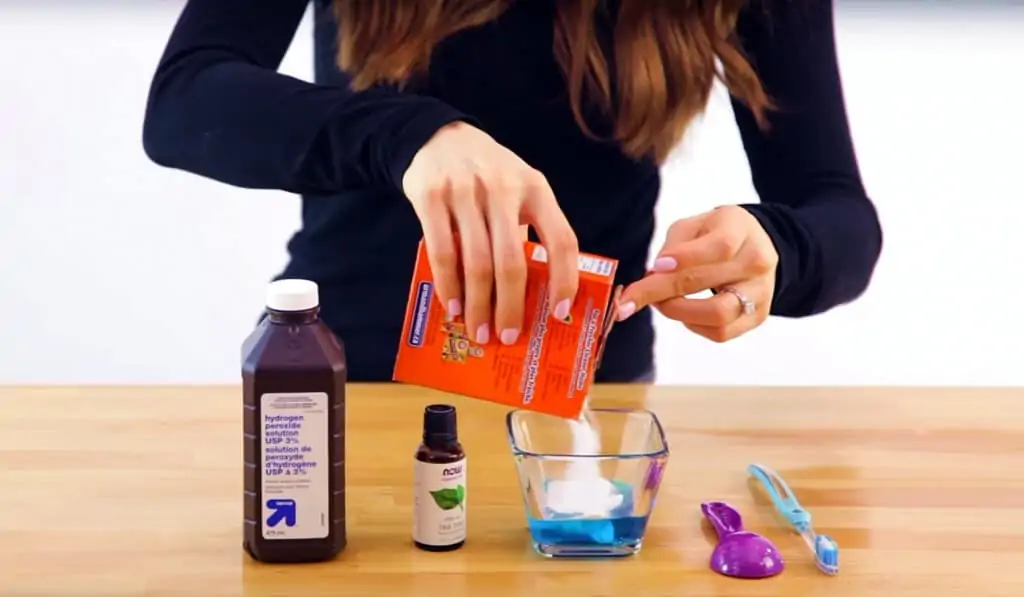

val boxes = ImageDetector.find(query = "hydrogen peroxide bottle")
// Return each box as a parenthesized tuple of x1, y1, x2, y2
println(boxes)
(242, 279, 347, 563)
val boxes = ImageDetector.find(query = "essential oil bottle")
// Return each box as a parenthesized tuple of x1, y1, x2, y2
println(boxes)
(241, 279, 347, 563)
(413, 404, 467, 551)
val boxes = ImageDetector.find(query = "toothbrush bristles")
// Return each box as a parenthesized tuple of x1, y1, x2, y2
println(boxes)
(814, 534, 839, 575)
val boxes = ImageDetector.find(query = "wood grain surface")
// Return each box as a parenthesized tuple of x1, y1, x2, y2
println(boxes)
(0, 384, 1020, 596)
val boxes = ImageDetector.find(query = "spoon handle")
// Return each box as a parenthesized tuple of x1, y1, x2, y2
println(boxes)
(700, 501, 744, 540)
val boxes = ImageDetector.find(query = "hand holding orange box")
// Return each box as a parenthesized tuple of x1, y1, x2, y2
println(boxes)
(393, 240, 623, 420)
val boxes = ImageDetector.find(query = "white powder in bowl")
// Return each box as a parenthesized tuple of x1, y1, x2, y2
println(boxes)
(544, 407, 622, 517)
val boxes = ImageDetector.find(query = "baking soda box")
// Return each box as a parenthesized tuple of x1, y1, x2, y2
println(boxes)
(393, 239, 622, 419)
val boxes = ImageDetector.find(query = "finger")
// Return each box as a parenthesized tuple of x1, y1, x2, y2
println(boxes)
(412, 185, 462, 318)
(486, 186, 528, 346)
(449, 177, 494, 345)
(618, 261, 746, 320)
(653, 282, 763, 327)
(686, 316, 759, 343)
(667, 282, 767, 342)
(520, 172, 579, 322)
(650, 228, 742, 274)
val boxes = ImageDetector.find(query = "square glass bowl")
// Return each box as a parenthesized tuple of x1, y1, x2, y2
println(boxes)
(506, 408, 669, 558)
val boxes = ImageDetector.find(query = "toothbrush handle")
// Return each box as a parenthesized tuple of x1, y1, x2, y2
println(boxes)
(748, 463, 811, 529)
(797, 527, 818, 553)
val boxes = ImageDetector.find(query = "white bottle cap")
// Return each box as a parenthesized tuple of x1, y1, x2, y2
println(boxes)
(265, 279, 319, 312)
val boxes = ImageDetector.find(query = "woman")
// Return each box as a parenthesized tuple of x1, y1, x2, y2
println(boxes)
(143, 0, 882, 383)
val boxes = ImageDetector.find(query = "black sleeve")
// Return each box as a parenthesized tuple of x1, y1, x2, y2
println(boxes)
(731, 0, 883, 317)
(141, 0, 471, 195)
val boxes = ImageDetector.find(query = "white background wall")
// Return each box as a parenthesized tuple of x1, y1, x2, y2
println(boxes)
(1, 2, 1022, 386)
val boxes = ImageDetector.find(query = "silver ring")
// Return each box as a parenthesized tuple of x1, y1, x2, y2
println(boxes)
(720, 286, 755, 317)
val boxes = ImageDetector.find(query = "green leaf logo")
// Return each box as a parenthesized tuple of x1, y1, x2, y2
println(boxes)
(429, 484, 466, 511)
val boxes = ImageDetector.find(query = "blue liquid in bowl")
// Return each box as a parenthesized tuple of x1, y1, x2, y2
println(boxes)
(526, 479, 649, 557)
(527, 515, 650, 550)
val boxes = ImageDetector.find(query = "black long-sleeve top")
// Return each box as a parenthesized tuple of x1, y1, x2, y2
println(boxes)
(143, 0, 882, 382)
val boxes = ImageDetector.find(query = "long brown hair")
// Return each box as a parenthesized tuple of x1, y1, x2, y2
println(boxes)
(333, 0, 772, 164)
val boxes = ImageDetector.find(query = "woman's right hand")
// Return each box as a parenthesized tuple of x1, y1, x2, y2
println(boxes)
(402, 121, 580, 346)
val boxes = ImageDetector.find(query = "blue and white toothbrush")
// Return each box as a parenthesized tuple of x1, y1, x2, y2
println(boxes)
(748, 463, 839, 575)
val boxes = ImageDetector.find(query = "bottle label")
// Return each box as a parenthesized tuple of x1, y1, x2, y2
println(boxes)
(260, 392, 330, 541)
(413, 458, 467, 546)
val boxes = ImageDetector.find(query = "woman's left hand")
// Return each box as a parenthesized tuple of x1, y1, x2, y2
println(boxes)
(617, 205, 779, 342)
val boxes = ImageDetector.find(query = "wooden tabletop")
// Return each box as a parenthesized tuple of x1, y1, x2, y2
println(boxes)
(0, 385, 1021, 596)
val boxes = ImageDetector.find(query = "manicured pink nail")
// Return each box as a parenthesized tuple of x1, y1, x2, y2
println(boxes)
(553, 299, 571, 322)
(475, 324, 490, 344)
(652, 256, 677, 272)
(500, 328, 520, 345)
(446, 298, 463, 317)
(617, 301, 637, 321)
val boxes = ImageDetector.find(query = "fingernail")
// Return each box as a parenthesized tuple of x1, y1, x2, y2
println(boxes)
(553, 299, 571, 322)
(475, 324, 490, 344)
(617, 301, 637, 321)
(652, 256, 677, 273)
(500, 328, 520, 345)
(446, 298, 463, 318)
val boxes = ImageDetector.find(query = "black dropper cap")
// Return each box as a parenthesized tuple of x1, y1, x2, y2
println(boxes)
(422, 404, 458, 445)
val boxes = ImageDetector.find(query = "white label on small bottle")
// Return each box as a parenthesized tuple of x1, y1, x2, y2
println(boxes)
(260, 392, 330, 540)
(413, 458, 467, 546)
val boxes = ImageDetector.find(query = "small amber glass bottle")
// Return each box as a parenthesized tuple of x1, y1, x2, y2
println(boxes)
(412, 404, 467, 551)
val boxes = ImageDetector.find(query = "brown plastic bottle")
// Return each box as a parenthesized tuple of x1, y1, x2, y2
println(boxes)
(413, 404, 467, 551)
(242, 279, 346, 563)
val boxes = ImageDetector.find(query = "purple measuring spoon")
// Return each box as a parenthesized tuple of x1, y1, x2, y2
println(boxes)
(701, 501, 785, 579)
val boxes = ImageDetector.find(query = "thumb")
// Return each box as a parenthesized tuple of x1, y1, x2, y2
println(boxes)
(649, 215, 706, 271)
(618, 218, 704, 320)
(664, 215, 706, 246)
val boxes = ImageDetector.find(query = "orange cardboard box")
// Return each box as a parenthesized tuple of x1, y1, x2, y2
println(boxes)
(393, 239, 622, 419)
